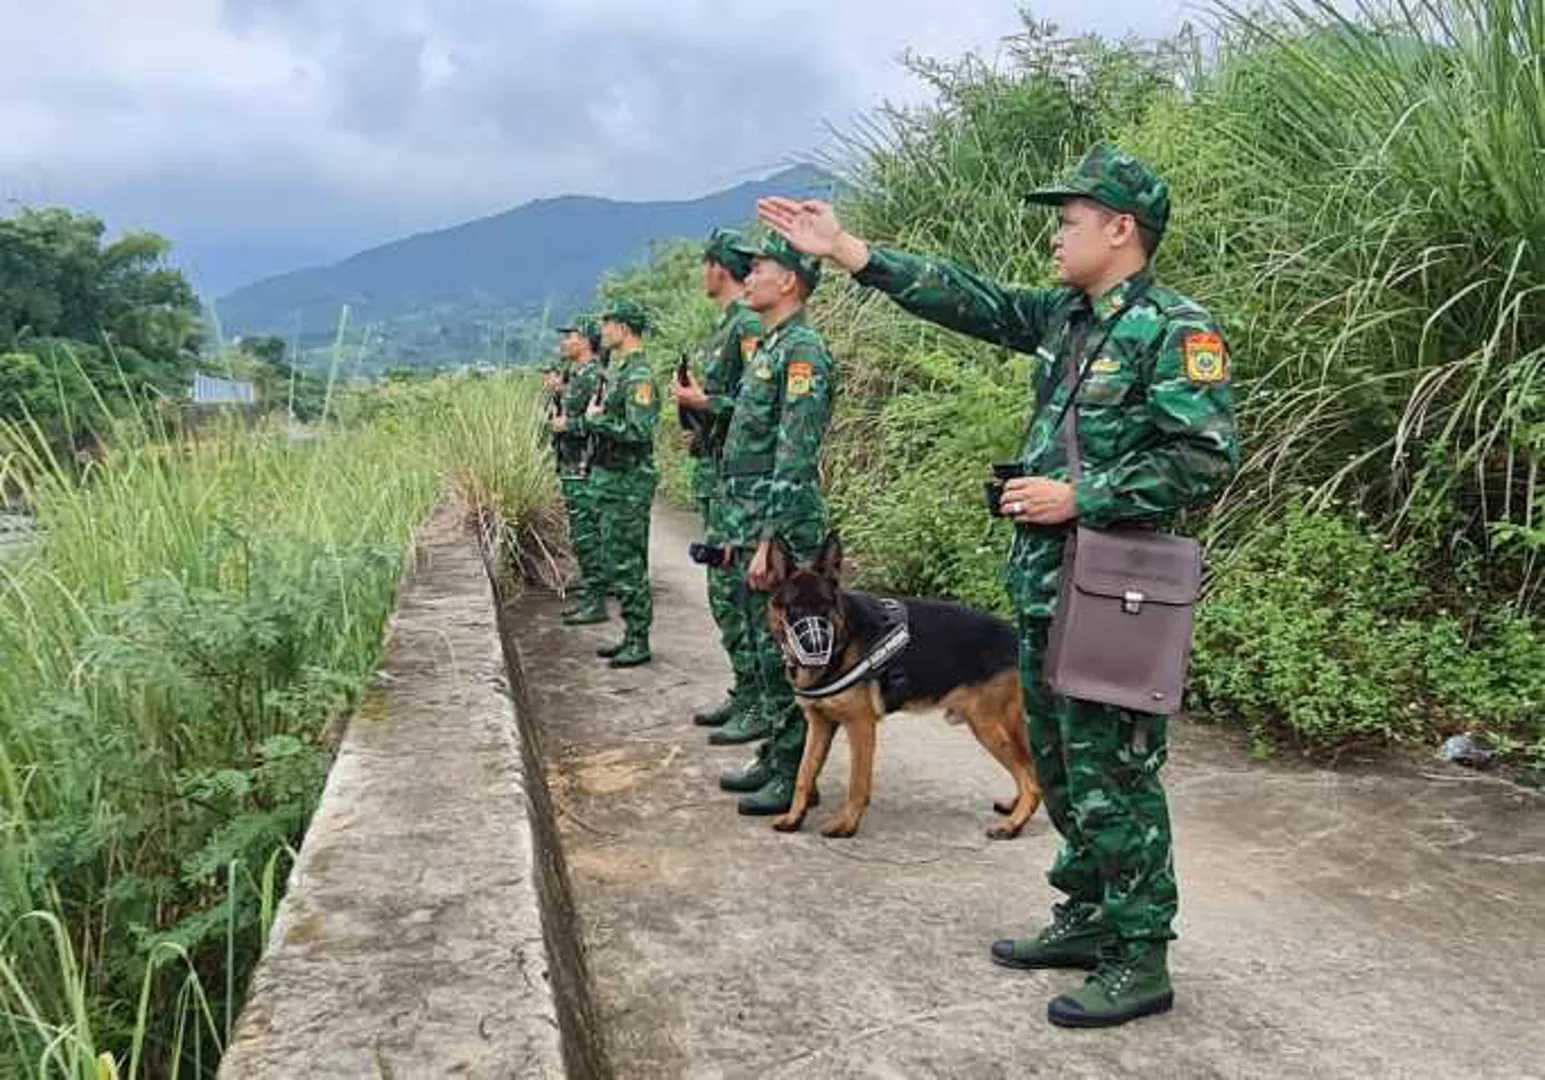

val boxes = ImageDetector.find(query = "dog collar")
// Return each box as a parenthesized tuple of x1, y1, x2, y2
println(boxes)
(793, 600, 909, 700)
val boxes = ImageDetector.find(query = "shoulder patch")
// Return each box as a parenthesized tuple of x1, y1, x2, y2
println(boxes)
(633, 381, 653, 406)
(786, 360, 814, 398)
(741, 336, 760, 363)
(1182, 331, 1228, 384)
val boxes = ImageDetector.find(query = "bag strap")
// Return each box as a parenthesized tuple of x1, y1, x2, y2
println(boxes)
(1053, 281, 1150, 482)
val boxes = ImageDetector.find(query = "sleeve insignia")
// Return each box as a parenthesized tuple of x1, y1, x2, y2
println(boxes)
(1182, 332, 1228, 384)
(633, 381, 653, 406)
(741, 336, 761, 363)
(786, 360, 814, 398)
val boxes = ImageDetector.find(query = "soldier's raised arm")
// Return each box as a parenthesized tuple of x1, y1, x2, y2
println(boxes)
(758, 197, 1062, 354)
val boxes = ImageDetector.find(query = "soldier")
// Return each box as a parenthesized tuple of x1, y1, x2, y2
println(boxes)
(540, 354, 567, 459)
(549, 315, 608, 625)
(586, 298, 661, 668)
(671, 229, 762, 730)
(760, 144, 1238, 1027)
(710, 234, 837, 815)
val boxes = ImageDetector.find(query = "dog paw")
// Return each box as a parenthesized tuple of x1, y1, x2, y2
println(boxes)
(820, 817, 860, 839)
(771, 813, 803, 833)
(986, 822, 1023, 841)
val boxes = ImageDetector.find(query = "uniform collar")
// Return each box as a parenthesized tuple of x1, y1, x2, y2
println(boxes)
(762, 306, 807, 348)
(1089, 270, 1152, 323)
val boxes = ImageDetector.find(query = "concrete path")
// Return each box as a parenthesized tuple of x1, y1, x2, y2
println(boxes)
(513, 502, 1545, 1080)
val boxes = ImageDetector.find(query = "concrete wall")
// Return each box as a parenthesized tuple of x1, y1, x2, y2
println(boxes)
(220, 507, 609, 1079)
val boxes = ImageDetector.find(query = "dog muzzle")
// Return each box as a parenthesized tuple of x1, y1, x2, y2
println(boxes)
(784, 615, 835, 668)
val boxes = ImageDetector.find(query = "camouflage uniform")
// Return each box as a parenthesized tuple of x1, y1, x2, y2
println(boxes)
(692, 295, 761, 715)
(714, 251, 835, 785)
(556, 347, 606, 615)
(586, 318, 660, 656)
(850, 146, 1237, 977)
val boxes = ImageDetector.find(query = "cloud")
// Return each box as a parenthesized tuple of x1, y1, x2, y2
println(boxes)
(0, 0, 1187, 294)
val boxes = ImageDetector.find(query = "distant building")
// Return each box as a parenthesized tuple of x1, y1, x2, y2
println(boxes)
(190, 373, 257, 406)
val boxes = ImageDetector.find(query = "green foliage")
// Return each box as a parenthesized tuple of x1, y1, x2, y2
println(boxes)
(1122, 0, 1545, 594)
(0, 374, 557, 1077)
(1192, 507, 1545, 766)
(0, 209, 202, 447)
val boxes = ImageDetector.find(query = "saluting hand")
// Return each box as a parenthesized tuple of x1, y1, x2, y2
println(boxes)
(759, 198, 872, 274)
(758, 198, 841, 256)
(1000, 477, 1078, 526)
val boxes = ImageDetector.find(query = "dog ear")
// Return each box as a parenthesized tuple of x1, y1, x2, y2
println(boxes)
(814, 531, 843, 582)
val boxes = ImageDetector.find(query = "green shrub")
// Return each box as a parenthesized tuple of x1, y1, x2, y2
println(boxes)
(1192, 506, 1545, 767)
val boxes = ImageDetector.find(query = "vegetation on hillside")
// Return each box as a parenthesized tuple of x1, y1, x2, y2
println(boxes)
(600, 0, 1545, 773)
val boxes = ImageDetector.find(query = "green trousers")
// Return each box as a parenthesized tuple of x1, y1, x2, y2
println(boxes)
(591, 464, 656, 645)
(698, 497, 758, 702)
(727, 548, 805, 775)
(560, 474, 605, 607)
(1017, 615, 1178, 942)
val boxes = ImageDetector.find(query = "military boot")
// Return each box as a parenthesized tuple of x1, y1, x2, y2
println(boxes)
(608, 638, 652, 668)
(707, 706, 772, 746)
(990, 902, 1110, 971)
(736, 773, 816, 816)
(692, 693, 739, 728)
(563, 600, 608, 626)
(1047, 940, 1174, 1028)
(719, 742, 773, 793)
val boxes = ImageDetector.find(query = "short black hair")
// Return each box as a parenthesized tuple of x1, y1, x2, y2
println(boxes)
(1093, 203, 1163, 260)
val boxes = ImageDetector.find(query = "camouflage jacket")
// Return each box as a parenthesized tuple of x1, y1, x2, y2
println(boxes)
(554, 359, 602, 473)
(584, 348, 659, 470)
(690, 300, 761, 501)
(716, 309, 835, 558)
(854, 248, 1238, 616)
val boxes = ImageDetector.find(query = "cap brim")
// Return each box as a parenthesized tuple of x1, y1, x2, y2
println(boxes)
(1025, 185, 1087, 206)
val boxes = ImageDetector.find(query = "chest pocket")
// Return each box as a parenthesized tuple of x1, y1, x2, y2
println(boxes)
(736, 354, 780, 439)
(1076, 353, 1137, 407)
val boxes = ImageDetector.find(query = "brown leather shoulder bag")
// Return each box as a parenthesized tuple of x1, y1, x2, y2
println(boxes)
(1043, 297, 1203, 715)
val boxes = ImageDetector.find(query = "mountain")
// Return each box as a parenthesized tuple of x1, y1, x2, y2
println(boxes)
(214, 165, 833, 343)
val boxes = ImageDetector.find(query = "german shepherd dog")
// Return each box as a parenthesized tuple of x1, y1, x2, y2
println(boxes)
(766, 534, 1041, 840)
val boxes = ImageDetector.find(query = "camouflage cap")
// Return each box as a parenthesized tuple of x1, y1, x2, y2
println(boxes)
(1027, 143, 1171, 235)
(599, 297, 653, 334)
(704, 227, 754, 280)
(740, 232, 822, 291)
(555, 313, 599, 337)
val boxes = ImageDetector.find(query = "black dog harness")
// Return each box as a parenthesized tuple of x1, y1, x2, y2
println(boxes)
(792, 599, 910, 710)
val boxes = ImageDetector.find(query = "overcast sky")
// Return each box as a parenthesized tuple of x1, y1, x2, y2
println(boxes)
(1, 0, 1190, 295)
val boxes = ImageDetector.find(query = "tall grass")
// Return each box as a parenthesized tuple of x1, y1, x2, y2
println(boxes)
(1125, 0, 1545, 596)
(0, 372, 556, 1077)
